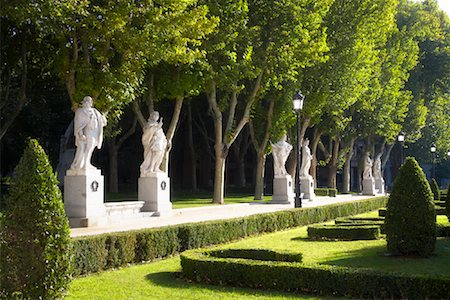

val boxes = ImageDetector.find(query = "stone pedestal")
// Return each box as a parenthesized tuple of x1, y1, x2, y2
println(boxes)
(270, 175, 294, 204)
(300, 175, 315, 200)
(138, 173, 172, 216)
(64, 169, 106, 227)
(375, 177, 385, 195)
(362, 178, 376, 196)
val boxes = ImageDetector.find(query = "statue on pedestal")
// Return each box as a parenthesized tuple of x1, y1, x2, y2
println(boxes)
(140, 111, 169, 176)
(69, 96, 107, 171)
(373, 153, 382, 179)
(271, 135, 292, 177)
(363, 152, 373, 179)
(300, 139, 312, 177)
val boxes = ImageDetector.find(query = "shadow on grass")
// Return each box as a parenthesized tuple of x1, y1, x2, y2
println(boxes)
(320, 239, 450, 277)
(144, 271, 337, 299)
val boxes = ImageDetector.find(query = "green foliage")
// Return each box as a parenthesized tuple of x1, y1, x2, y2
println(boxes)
(307, 224, 380, 240)
(209, 249, 302, 262)
(314, 188, 337, 197)
(0, 139, 71, 299)
(385, 157, 436, 256)
(181, 247, 450, 299)
(71, 196, 386, 275)
(430, 178, 440, 200)
(446, 183, 450, 220)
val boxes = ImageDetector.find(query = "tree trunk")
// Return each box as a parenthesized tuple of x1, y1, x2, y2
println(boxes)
(327, 137, 341, 189)
(161, 96, 183, 173)
(342, 137, 356, 194)
(186, 101, 197, 191)
(213, 148, 226, 204)
(310, 127, 322, 188)
(254, 151, 266, 200)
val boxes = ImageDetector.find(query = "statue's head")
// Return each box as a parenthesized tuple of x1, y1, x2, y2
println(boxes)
(149, 111, 159, 122)
(303, 138, 309, 147)
(82, 96, 93, 107)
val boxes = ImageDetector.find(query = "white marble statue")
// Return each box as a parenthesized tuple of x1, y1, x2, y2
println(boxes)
(271, 135, 293, 177)
(69, 96, 107, 171)
(363, 152, 373, 179)
(373, 154, 382, 179)
(140, 111, 168, 176)
(300, 139, 312, 177)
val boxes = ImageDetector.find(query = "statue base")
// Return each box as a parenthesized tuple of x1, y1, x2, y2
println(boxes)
(64, 168, 106, 227)
(138, 172, 172, 216)
(375, 178, 385, 194)
(300, 175, 315, 200)
(362, 178, 376, 196)
(270, 175, 294, 204)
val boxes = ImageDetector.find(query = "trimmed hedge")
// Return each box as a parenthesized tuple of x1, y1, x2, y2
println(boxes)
(209, 249, 302, 262)
(181, 249, 450, 299)
(0, 139, 71, 299)
(71, 196, 387, 275)
(447, 184, 450, 220)
(307, 224, 380, 240)
(385, 157, 436, 257)
(314, 188, 337, 197)
(430, 178, 440, 200)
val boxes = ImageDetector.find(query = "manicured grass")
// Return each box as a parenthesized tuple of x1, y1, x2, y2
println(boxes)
(106, 190, 271, 209)
(66, 211, 449, 299)
(66, 257, 330, 300)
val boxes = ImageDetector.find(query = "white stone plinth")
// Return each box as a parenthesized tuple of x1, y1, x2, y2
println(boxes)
(138, 173, 172, 216)
(375, 178, 385, 195)
(300, 175, 315, 200)
(362, 178, 376, 196)
(64, 169, 106, 227)
(270, 175, 294, 204)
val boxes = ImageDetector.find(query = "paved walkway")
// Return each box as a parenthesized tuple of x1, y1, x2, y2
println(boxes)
(70, 194, 383, 237)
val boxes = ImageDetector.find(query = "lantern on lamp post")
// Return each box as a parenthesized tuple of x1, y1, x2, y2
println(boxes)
(293, 91, 305, 208)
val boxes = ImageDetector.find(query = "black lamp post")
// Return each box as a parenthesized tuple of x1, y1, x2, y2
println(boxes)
(398, 131, 405, 164)
(293, 91, 305, 208)
(431, 143, 436, 179)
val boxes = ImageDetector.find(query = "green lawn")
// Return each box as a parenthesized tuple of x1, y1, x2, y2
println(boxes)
(66, 212, 450, 299)
(106, 190, 272, 209)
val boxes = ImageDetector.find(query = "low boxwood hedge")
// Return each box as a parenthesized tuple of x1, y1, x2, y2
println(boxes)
(180, 248, 450, 299)
(209, 249, 302, 262)
(71, 196, 387, 275)
(307, 224, 380, 240)
(314, 188, 337, 197)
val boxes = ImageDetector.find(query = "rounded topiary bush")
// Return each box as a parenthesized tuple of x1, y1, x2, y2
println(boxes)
(385, 157, 436, 257)
(0, 139, 72, 299)
(430, 178, 440, 200)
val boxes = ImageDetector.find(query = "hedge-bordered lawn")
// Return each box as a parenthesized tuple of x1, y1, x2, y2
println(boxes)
(66, 213, 449, 299)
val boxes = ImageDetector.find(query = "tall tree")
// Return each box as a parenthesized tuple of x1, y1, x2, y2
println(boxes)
(202, 0, 331, 204)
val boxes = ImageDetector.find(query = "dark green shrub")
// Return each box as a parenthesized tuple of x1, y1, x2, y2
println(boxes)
(430, 178, 440, 200)
(314, 188, 329, 196)
(71, 196, 387, 275)
(135, 227, 180, 262)
(71, 236, 108, 276)
(209, 249, 302, 262)
(447, 183, 450, 220)
(0, 139, 71, 299)
(328, 188, 337, 197)
(385, 157, 436, 257)
(106, 233, 136, 268)
(181, 248, 450, 299)
(307, 224, 380, 240)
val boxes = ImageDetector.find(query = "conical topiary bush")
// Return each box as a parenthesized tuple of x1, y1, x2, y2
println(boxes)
(430, 178, 440, 200)
(385, 157, 436, 257)
(0, 139, 72, 299)
(446, 183, 450, 221)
